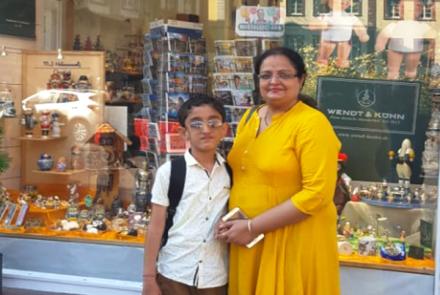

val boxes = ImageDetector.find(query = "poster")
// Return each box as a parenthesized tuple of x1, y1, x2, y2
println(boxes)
(235, 6, 285, 38)
(317, 77, 429, 183)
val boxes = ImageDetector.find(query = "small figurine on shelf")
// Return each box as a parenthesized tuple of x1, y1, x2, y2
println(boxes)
(334, 152, 351, 216)
(21, 109, 37, 137)
(70, 144, 83, 170)
(83, 36, 93, 51)
(47, 70, 63, 89)
(73, 35, 82, 50)
(39, 110, 51, 138)
(56, 156, 67, 172)
(388, 138, 415, 181)
(37, 153, 54, 171)
(94, 35, 104, 51)
(51, 112, 64, 137)
(61, 71, 73, 89)
(67, 183, 79, 204)
(73, 75, 92, 92)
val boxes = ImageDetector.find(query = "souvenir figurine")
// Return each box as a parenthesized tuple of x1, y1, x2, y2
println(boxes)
(55, 157, 67, 172)
(111, 194, 123, 217)
(61, 71, 73, 89)
(65, 203, 79, 221)
(380, 240, 406, 261)
(134, 160, 151, 212)
(37, 153, 54, 171)
(47, 70, 63, 89)
(39, 111, 52, 138)
(358, 236, 377, 256)
(53, 196, 61, 208)
(67, 183, 79, 204)
(73, 75, 92, 92)
(51, 112, 64, 137)
(388, 138, 415, 181)
(21, 109, 37, 137)
(71, 144, 83, 170)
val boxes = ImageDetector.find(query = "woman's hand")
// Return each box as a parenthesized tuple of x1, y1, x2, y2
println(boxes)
(216, 219, 257, 247)
(142, 276, 161, 295)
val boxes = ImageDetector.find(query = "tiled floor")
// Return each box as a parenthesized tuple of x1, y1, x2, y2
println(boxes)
(3, 288, 78, 295)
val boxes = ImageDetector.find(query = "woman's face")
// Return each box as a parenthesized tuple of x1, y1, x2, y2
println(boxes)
(258, 55, 304, 108)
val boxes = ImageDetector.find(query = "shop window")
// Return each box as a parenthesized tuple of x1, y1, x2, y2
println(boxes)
(287, 0, 305, 16)
(384, 0, 403, 19)
(313, 0, 362, 16)
(416, 0, 435, 21)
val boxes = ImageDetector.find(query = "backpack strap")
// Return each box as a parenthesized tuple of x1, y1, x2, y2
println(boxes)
(225, 162, 233, 187)
(244, 105, 259, 125)
(161, 156, 186, 247)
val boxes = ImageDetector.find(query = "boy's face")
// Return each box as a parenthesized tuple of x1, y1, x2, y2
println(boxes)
(181, 105, 227, 153)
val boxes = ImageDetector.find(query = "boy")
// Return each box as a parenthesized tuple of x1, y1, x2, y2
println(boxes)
(142, 94, 230, 295)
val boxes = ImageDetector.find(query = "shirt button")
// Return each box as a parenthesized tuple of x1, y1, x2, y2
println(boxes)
(203, 239, 206, 243)
(205, 217, 209, 221)
(209, 197, 212, 200)
(199, 260, 203, 263)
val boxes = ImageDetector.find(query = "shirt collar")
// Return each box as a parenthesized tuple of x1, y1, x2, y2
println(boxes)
(184, 149, 226, 167)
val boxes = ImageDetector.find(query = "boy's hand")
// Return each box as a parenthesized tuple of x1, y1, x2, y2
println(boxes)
(217, 219, 257, 246)
(214, 219, 230, 239)
(142, 276, 161, 295)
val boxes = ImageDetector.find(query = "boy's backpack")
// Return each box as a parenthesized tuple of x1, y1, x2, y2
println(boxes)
(161, 156, 233, 247)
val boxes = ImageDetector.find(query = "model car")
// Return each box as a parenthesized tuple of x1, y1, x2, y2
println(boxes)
(22, 89, 101, 142)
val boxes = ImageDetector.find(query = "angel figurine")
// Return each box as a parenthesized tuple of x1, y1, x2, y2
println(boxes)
(388, 138, 415, 181)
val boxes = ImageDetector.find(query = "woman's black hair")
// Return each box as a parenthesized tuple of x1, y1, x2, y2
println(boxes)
(254, 47, 307, 79)
(177, 93, 226, 127)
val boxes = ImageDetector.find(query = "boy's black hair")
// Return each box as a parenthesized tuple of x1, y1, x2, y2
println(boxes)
(177, 94, 226, 127)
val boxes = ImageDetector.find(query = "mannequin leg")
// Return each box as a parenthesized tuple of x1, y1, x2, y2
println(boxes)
(317, 41, 336, 66)
(404, 52, 422, 79)
(336, 41, 352, 68)
(387, 50, 404, 80)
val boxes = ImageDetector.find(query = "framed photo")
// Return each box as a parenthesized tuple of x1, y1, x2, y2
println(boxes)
(235, 39, 258, 57)
(166, 133, 188, 154)
(214, 40, 235, 56)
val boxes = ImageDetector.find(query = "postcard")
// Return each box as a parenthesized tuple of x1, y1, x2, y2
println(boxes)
(167, 92, 189, 120)
(213, 73, 232, 89)
(234, 57, 254, 73)
(225, 105, 250, 123)
(168, 32, 189, 53)
(214, 90, 234, 106)
(261, 38, 283, 51)
(230, 73, 255, 90)
(214, 56, 236, 73)
(235, 39, 258, 57)
(232, 90, 254, 107)
(215, 40, 235, 56)
(166, 133, 188, 154)
(190, 39, 206, 55)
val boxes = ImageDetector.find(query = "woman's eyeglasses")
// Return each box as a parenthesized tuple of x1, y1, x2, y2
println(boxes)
(258, 72, 298, 81)
(189, 119, 223, 130)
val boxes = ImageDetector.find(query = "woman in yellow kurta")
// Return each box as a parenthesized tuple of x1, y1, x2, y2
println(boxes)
(217, 47, 341, 295)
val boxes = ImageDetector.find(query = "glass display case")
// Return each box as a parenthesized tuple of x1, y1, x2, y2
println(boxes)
(0, 0, 439, 294)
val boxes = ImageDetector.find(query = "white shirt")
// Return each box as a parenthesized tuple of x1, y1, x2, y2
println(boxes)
(151, 150, 230, 288)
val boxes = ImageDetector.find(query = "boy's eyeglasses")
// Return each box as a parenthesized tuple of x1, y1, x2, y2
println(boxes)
(189, 119, 223, 130)
(258, 72, 298, 81)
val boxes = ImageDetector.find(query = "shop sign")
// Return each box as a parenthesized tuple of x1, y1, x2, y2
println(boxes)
(317, 77, 427, 183)
(235, 6, 285, 38)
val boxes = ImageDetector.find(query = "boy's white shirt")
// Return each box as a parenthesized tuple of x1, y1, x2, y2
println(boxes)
(151, 150, 230, 288)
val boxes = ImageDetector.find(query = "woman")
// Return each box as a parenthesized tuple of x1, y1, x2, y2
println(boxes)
(217, 47, 341, 294)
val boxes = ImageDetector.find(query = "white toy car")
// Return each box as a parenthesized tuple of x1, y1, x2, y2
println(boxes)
(22, 89, 101, 142)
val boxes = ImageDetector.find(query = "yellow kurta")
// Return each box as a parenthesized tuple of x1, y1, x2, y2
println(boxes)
(227, 101, 341, 295)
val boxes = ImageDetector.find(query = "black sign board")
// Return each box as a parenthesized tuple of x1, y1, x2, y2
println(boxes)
(317, 77, 428, 183)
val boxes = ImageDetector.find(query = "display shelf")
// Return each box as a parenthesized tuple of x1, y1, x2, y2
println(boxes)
(32, 169, 86, 176)
(360, 197, 422, 209)
(16, 136, 67, 141)
(339, 254, 434, 275)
